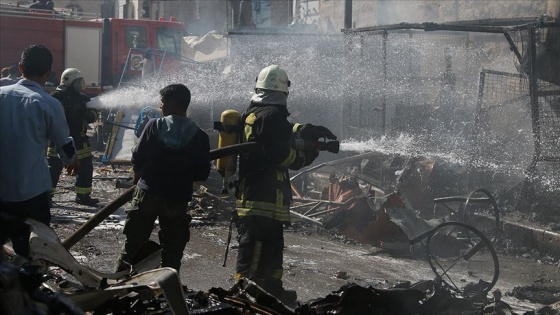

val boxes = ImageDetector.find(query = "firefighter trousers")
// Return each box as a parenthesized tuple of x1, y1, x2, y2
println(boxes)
(235, 215, 285, 295)
(48, 155, 94, 196)
(115, 187, 191, 273)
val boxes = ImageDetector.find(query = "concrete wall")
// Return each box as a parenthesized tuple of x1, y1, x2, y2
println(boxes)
(319, 0, 556, 32)
(15, 0, 558, 33)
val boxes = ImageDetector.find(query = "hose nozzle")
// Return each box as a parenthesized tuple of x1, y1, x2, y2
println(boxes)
(317, 140, 340, 153)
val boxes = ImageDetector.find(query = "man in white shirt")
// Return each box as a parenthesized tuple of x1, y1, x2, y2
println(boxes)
(0, 44, 79, 258)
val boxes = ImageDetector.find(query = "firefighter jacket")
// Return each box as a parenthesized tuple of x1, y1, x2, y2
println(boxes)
(49, 87, 97, 159)
(236, 99, 311, 224)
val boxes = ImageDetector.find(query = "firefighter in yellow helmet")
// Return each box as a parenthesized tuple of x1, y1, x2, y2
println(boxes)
(48, 68, 99, 206)
(234, 65, 337, 305)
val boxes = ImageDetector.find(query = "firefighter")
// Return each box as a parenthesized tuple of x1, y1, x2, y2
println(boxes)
(48, 68, 99, 206)
(234, 65, 337, 304)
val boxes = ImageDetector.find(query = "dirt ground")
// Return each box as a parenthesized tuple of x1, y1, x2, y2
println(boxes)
(44, 159, 560, 314)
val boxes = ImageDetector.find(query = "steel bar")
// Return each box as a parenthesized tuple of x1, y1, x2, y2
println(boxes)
(290, 202, 319, 210)
(289, 210, 323, 226)
(307, 207, 341, 218)
(303, 202, 322, 216)
(292, 197, 345, 206)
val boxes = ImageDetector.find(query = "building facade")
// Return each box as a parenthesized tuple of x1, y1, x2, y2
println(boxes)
(12, 0, 298, 35)
(12, 1, 557, 35)
(319, 0, 558, 33)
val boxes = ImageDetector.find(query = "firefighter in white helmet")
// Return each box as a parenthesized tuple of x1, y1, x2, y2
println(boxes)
(47, 68, 99, 206)
(234, 65, 337, 305)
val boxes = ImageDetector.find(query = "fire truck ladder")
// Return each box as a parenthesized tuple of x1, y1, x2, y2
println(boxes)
(117, 48, 169, 88)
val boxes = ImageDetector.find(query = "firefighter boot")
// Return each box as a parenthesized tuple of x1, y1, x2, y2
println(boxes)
(277, 289, 298, 308)
(75, 194, 100, 206)
(266, 280, 298, 308)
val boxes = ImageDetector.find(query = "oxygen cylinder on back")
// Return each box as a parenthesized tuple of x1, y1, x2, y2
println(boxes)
(217, 109, 241, 193)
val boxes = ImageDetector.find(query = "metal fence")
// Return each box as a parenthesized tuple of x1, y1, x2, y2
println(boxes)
(469, 70, 531, 191)
(343, 29, 479, 141)
(507, 24, 560, 162)
(342, 21, 560, 197)
(506, 24, 560, 199)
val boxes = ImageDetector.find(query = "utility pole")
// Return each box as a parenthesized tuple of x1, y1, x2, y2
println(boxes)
(344, 0, 352, 29)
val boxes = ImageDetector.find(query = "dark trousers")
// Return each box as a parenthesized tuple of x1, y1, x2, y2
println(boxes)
(0, 192, 50, 258)
(115, 187, 191, 273)
(48, 155, 93, 196)
(236, 215, 284, 295)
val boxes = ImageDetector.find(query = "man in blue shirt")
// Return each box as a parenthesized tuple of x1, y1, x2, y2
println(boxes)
(0, 45, 80, 258)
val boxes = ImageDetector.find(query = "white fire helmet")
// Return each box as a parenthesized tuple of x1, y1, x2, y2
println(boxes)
(255, 65, 290, 93)
(60, 68, 84, 90)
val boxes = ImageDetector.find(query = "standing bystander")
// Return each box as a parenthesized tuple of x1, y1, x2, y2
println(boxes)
(0, 45, 79, 258)
(1, 67, 9, 78)
(115, 83, 211, 274)
(0, 64, 21, 87)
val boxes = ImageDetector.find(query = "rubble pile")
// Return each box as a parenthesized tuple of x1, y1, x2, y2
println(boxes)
(0, 261, 547, 315)
(2, 151, 560, 314)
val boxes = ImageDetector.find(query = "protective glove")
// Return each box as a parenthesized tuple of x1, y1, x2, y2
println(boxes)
(304, 149, 319, 166)
(298, 124, 337, 141)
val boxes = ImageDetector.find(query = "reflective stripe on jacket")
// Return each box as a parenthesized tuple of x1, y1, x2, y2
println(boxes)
(236, 103, 307, 223)
(49, 88, 96, 155)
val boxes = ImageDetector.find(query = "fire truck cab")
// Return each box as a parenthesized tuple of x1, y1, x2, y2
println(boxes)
(0, 4, 185, 95)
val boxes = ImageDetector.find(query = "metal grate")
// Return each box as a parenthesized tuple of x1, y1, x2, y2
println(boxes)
(342, 23, 559, 199)
(468, 70, 532, 191)
(508, 26, 560, 162)
(343, 29, 499, 155)
(538, 80, 560, 161)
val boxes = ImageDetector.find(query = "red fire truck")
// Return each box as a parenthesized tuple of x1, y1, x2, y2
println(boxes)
(0, 4, 186, 95)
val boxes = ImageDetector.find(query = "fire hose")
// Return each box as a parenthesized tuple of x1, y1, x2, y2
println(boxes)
(62, 139, 340, 249)
(62, 142, 261, 249)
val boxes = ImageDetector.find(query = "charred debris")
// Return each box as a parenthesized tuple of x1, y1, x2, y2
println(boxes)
(2, 148, 560, 314)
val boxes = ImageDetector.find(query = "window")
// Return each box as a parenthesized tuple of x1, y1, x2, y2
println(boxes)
(157, 28, 183, 55)
(142, 0, 150, 18)
(125, 26, 147, 49)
